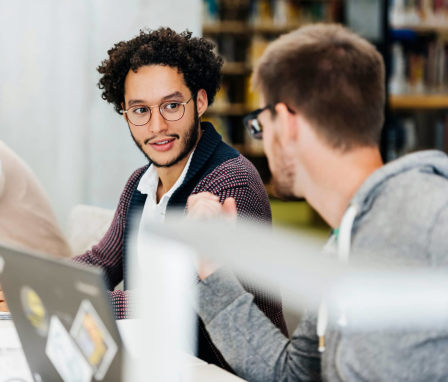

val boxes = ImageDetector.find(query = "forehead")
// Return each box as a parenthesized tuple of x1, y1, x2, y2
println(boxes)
(123, 65, 189, 104)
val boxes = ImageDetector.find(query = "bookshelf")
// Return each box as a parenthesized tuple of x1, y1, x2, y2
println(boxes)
(203, 21, 304, 35)
(202, 0, 344, 181)
(389, 94, 448, 110)
(387, 0, 448, 158)
(201, 0, 345, 229)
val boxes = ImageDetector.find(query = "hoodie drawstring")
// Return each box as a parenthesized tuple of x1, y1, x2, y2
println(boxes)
(317, 204, 359, 352)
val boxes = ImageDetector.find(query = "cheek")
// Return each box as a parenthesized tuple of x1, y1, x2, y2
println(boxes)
(129, 126, 141, 138)
(263, 127, 278, 159)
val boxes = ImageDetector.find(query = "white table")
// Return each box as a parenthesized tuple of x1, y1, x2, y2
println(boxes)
(0, 320, 245, 382)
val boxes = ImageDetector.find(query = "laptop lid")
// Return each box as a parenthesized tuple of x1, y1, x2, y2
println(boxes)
(0, 243, 122, 382)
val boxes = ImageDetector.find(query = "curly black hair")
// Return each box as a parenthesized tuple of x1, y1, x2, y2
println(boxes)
(97, 27, 223, 114)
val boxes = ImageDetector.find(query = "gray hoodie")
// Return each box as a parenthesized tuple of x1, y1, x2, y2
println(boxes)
(196, 150, 448, 381)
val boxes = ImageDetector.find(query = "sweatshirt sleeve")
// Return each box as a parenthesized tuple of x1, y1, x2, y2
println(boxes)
(197, 269, 321, 382)
(427, 201, 448, 267)
(190, 155, 289, 337)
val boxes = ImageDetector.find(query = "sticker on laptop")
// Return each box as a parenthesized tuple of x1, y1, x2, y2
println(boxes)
(20, 286, 48, 336)
(70, 299, 117, 380)
(46, 315, 93, 382)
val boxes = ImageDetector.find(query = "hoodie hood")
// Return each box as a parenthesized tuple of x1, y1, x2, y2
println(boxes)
(350, 150, 448, 217)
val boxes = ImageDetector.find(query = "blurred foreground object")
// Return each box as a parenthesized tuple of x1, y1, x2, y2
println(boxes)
(0, 141, 71, 258)
(144, 215, 448, 381)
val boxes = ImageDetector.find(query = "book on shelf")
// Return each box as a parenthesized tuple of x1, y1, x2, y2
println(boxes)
(203, 0, 219, 24)
(249, 0, 272, 26)
(389, 38, 448, 95)
(245, 75, 260, 110)
(390, 0, 448, 28)
(248, 35, 269, 66)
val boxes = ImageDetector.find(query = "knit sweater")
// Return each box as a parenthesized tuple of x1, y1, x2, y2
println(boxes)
(73, 122, 287, 370)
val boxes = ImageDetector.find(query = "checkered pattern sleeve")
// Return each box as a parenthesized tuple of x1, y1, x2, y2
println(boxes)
(190, 155, 288, 336)
(191, 155, 272, 222)
(72, 167, 146, 319)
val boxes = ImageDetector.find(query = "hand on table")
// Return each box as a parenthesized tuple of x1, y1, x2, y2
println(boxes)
(187, 192, 237, 280)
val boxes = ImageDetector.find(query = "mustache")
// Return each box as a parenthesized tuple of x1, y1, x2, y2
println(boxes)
(144, 134, 179, 145)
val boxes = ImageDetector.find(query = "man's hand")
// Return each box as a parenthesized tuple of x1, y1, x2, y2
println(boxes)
(0, 285, 8, 312)
(187, 192, 237, 220)
(187, 192, 237, 280)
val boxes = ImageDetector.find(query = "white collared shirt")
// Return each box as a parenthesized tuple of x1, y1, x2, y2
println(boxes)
(136, 151, 194, 258)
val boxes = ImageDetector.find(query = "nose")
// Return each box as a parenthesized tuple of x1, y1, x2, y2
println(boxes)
(148, 107, 168, 135)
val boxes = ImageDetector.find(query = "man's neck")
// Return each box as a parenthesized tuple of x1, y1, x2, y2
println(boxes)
(302, 146, 383, 229)
(155, 154, 191, 202)
(154, 125, 203, 202)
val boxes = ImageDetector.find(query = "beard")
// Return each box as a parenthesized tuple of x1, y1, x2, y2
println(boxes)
(271, 169, 301, 201)
(269, 138, 302, 201)
(131, 107, 200, 168)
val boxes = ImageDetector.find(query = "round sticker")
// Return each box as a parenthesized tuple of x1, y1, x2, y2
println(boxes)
(20, 286, 48, 336)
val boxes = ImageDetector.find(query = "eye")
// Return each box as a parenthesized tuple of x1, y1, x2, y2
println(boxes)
(131, 106, 150, 115)
(162, 102, 181, 113)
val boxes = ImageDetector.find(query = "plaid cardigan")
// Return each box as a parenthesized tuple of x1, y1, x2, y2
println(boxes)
(73, 122, 287, 370)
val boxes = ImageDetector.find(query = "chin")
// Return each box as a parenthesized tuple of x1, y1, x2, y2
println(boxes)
(150, 151, 187, 168)
(150, 156, 177, 168)
(272, 175, 302, 201)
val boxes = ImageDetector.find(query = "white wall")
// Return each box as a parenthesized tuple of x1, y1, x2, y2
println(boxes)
(0, 0, 201, 229)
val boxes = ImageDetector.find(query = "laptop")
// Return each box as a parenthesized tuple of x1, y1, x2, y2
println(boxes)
(0, 243, 123, 382)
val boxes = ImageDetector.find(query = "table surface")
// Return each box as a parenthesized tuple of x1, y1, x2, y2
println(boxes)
(0, 320, 246, 382)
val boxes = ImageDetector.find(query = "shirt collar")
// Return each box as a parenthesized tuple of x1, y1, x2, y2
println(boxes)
(137, 150, 195, 203)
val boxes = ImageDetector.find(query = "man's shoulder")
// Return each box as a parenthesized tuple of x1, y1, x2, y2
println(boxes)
(352, 168, 448, 264)
(210, 152, 259, 180)
(206, 139, 240, 167)
(195, 151, 264, 193)
(379, 167, 448, 211)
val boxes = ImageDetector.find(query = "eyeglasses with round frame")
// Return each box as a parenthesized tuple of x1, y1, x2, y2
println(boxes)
(123, 96, 193, 126)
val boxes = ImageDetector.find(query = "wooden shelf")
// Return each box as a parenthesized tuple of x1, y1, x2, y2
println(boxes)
(203, 21, 303, 35)
(203, 21, 248, 34)
(206, 103, 249, 115)
(222, 62, 251, 75)
(389, 94, 448, 110)
(251, 22, 303, 34)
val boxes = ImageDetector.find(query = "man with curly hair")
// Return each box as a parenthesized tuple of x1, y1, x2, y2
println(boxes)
(73, 27, 287, 371)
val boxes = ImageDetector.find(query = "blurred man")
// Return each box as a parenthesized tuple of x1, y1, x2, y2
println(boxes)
(72, 28, 287, 370)
(188, 24, 448, 381)
(0, 141, 71, 311)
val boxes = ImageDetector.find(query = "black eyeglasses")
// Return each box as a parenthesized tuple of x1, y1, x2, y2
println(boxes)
(123, 97, 193, 126)
(243, 105, 271, 140)
(243, 104, 296, 140)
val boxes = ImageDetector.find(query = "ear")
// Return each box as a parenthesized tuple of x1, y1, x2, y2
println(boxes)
(196, 89, 208, 118)
(121, 102, 128, 123)
(274, 103, 299, 143)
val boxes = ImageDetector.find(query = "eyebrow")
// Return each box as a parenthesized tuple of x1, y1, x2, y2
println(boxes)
(127, 91, 185, 107)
